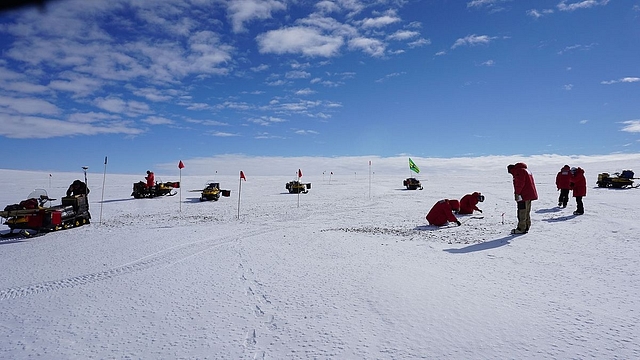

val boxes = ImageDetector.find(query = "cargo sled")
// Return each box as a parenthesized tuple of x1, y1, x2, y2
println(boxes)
(286, 180, 311, 194)
(403, 177, 423, 190)
(1, 189, 91, 238)
(596, 170, 638, 189)
(132, 181, 180, 198)
(190, 181, 231, 201)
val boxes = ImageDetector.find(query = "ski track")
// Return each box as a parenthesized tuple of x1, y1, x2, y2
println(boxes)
(0, 228, 273, 301)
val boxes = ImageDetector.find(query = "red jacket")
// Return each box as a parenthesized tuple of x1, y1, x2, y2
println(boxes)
(459, 192, 481, 215)
(426, 199, 459, 226)
(145, 172, 155, 188)
(509, 163, 538, 201)
(556, 165, 572, 190)
(571, 167, 587, 197)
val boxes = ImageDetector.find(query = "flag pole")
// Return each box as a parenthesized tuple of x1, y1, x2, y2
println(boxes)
(297, 170, 300, 208)
(100, 156, 107, 225)
(368, 160, 371, 200)
(177, 160, 185, 213)
(237, 171, 245, 219)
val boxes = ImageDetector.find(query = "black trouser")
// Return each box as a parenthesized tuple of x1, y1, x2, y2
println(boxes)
(575, 196, 584, 214)
(558, 189, 570, 207)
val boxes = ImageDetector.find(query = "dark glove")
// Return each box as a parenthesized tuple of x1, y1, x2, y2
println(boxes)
(478, 209, 483, 213)
(456, 220, 461, 226)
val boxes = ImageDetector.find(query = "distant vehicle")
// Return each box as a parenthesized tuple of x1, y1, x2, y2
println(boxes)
(0, 188, 91, 238)
(131, 181, 180, 198)
(403, 177, 423, 190)
(596, 170, 638, 189)
(191, 181, 231, 201)
(286, 180, 311, 194)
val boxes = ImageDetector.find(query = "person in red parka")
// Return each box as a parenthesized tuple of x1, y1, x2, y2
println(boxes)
(458, 192, 484, 215)
(570, 167, 586, 215)
(145, 170, 155, 188)
(555, 165, 572, 208)
(426, 199, 461, 227)
(507, 163, 538, 234)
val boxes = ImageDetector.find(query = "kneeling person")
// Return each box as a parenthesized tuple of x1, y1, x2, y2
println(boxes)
(426, 199, 461, 227)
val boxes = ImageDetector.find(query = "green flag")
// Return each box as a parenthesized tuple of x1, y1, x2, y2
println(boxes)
(409, 158, 420, 174)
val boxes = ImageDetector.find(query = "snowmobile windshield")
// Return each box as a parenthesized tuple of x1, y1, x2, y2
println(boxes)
(26, 189, 50, 207)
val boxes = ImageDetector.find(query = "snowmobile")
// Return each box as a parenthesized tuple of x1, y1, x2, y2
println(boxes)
(0, 189, 91, 238)
(190, 181, 231, 201)
(403, 177, 423, 190)
(286, 180, 311, 194)
(596, 170, 638, 189)
(131, 181, 180, 198)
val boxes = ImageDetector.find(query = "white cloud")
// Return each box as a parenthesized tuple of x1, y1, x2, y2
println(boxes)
(620, 120, 640, 133)
(387, 30, 419, 41)
(226, 0, 287, 33)
(0, 96, 60, 115)
(285, 70, 311, 79)
(360, 12, 401, 29)
(0, 114, 142, 139)
(295, 88, 316, 96)
(527, 9, 554, 18)
(257, 27, 344, 57)
(94, 97, 151, 116)
(451, 34, 495, 49)
(480, 60, 495, 66)
(557, 0, 610, 12)
(295, 129, 319, 135)
(564, 84, 573, 90)
(435, 51, 447, 56)
(601, 77, 640, 85)
(408, 38, 431, 48)
(210, 131, 239, 137)
(348, 37, 386, 57)
(579, 120, 588, 124)
(142, 116, 174, 125)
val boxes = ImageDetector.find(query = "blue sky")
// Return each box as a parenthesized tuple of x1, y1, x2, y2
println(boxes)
(0, 0, 639, 174)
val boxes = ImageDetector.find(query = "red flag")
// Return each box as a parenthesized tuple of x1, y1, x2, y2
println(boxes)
(240, 171, 246, 181)
(178, 160, 185, 169)
(298, 169, 302, 178)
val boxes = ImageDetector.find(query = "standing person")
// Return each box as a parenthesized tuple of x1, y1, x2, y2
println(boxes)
(145, 170, 155, 188)
(556, 165, 572, 208)
(507, 163, 538, 234)
(426, 199, 461, 227)
(570, 167, 586, 215)
(458, 192, 484, 215)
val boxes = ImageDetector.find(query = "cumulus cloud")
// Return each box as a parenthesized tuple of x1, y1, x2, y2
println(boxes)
(348, 37, 386, 57)
(226, 0, 287, 33)
(257, 27, 344, 57)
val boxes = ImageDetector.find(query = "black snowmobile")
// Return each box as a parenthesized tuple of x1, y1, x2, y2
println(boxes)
(403, 177, 423, 190)
(596, 170, 638, 189)
(286, 180, 311, 194)
(131, 181, 180, 198)
(190, 181, 231, 201)
(1, 188, 91, 238)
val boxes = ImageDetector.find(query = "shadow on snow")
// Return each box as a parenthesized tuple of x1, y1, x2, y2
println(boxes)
(443, 235, 516, 254)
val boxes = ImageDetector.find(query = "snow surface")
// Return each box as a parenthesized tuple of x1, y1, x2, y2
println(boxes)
(1, 156, 639, 359)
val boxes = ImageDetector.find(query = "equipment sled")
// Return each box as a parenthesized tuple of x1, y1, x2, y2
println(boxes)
(190, 181, 231, 201)
(403, 177, 423, 190)
(0, 189, 91, 238)
(286, 180, 311, 194)
(131, 181, 180, 198)
(596, 170, 638, 189)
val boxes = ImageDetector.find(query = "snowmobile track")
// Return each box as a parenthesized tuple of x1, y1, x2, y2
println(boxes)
(0, 228, 275, 301)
